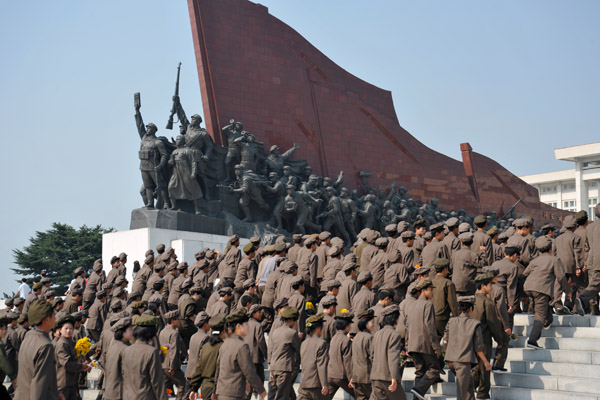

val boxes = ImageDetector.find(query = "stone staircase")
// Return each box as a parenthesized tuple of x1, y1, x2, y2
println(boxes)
(78, 313, 600, 400)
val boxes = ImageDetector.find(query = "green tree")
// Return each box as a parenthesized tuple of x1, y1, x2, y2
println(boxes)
(12, 223, 113, 294)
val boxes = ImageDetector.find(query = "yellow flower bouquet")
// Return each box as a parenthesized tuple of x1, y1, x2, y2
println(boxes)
(75, 337, 92, 357)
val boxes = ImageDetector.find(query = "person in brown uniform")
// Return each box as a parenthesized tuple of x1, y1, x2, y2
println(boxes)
(86, 289, 107, 342)
(371, 304, 406, 400)
(443, 296, 490, 400)
(82, 259, 105, 311)
(421, 223, 450, 272)
(382, 249, 411, 304)
(104, 316, 133, 400)
(337, 263, 358, 312)
(482, 266, 511, 372)
(288, 276, 308, 338)
(215, 308, 266, 400)
(431, 258, 460, 337)
(160, 310, 187, 400)
(268, 306, 301, 400)
(0, 316, 17, 399)
(443, 217, 461, 260)
(398, 231, 417, 269)
(351, 309, 375, 400)
(188, 314, 226, 400)
(55, 314, 91, 400)
(452, 232, 482, 296)
(472, 215, 494, 267)
(470, 273, 504, 399)
(122, 315, 167, 400)
(490, 246, 520, 320)
(327, 311, 354, 398)
(245, 305, 267, 399)
(298, 313, 329, 400)
(316, 231, 332, 283)
(352, 271, 375, 316)
(577, 204, 600, 315)
(369, 237, 390, 291)
(321, 246, 343, 293)
(220, 235, 242, 286)
(235, 243, 258, 304)
(524, 236, 569, 348)
(15, 299, 60, 400)
(555, 216, 584, 310)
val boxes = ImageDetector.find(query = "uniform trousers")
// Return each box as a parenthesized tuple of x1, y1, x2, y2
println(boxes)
(410, 352, 440, 395)
(200, 380, 216, 399)
(448, 362, 475, 400)
(471, 334, 492, 399)
(352, 382, 371, 400)
(493, 333, 509, 369)
(297, 387, 327, 400)
(580, 270, 600, 308)
(87, 329, 101, 342)
(327, 377, 353, 399)
(164, 368, 187, 400)
(371, 379, 407, 400)
(245, 363, 266, 400)
(268, 371, 295, 400)
(526, 291, 552, 343)
(58, 385, 80, 400)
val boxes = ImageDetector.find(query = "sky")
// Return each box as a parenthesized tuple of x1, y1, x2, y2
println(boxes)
(1, 1, 599, 296)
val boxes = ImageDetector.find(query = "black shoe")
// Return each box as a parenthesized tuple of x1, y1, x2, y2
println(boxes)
(410, 388, 426, 400)
(574, 297, 585, 316)
(492, 367, 508, 373)
(527, 341, 542, 350)
(433, 377, 444, 384)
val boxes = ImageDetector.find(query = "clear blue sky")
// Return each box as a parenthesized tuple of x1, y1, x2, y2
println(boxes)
(1, 1, 599, 296)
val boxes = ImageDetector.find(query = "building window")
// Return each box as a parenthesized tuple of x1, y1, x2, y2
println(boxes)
(562, 184, 575, 192)
(591, 181, 598, 188)
(563, 200, 576, 212)
(546, 202, 557, 208)
(541, 186, 557, 193)
(590, 198, 598, 221)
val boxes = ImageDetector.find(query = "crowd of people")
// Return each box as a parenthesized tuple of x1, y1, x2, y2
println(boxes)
(1, 204, 599, 400)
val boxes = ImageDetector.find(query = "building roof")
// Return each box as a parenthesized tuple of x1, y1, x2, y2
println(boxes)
(555, 142, 600, 162)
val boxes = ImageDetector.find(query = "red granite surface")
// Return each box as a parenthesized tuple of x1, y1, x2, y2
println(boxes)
(187, 0, 567, 225)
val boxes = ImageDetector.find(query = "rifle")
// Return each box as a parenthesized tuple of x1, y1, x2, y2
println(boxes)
(501, 197, 522, 220)
(166, 62, 182, 130)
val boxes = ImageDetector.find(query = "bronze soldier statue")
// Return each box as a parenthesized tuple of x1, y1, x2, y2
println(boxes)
(167, 135, 204, 214)
(222, 120, 244, 182)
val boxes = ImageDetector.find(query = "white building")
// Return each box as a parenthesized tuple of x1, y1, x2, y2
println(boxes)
(520, 142, 600, 221)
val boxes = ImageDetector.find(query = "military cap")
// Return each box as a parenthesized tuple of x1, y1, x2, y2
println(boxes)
(365, 230, 379, 243)
(243, 243, 256, 255)
(247, 304, 262, 316)
(269, 242, 284, 254)
(326, 279, 342, 290)
(114, 276, 127, 286)
(541, 224, 555, 232)
(281, 306, 299, 319)
(474, 273, 494, 284)
(152, 279, 164, 291)
(497, 232, 508, 241)
(103, 282, 114, 290)
(74, 267, 84, 275)
(382, 304, 400, 316)
(111, 316, 132, 332)
(535, 235, 552, 251)
(165, 246, 174, 255)
(56, 314, 75, 329)
(32, 282, 43, 290)
(306, 313, 325, 328)
(482, 266, 499, 276)
(273, 297, 289, 309)
(342, 263, 356, 273)
(375, 237, 389, 247)
(304, 236, 317, 247)
(118, 252, 127, 260)
(240, 278, 254, 290)
(575, 210, 588, 223)
(167, 262, 178, 271)
(415, 278, 435, 291)
(130, 300, 146, 309)
(429, 222, 444, 232)
(193, 311, 210, 327)
(208, 314, 226, 332)
(413, 266, 431, 276)
(71, 311, 83, 321)
(487, 227, 499, 236)
(321, 294, 337, 307)
(433, 258, 450, 271)
(226, 308, 249, 325)
(181, 277, 194, 291)
(43, 290, 56, 299)
(156, 244, 166, 252)
(110, 299, 123, 311)
(110, 256, 120, 265)
(79, 309, 89, 318)
(357, 309, 374, 319)
(41, 277, 51, 284)
(145, 249, 154, 257)
(28, 299, 54, 326)
(457, 295, 476, 304)
(458, 232, 474, 243)
(335, 310, 354, 321)
(206, 250, 216, 258)
(218, 287, 233, 297)
(514, 218, 528, 228)
(113, 287, 126, 298)
(248, 236, 261, 245)
(188, 285, 203, 295)
(413, 219, 426, 228)
(385, 224, 398, 234)
(400, 231, 415, 240)
(4, 298, 13, 307)
(134, 315, 159, 327)
(445, 217, 459, 228)
(51, 298, 64, 307)
(563, 215, 576, 229)
(96, 289, 107, 299)
(144, 254, 154, 265)
(458, 222, 471, 233)
(357, 270, 373, 284)
(153, 263, 165, 272)
(13, 297, 24, 306)
(291, 275, 304, 287)
(5, 312, 18, 321)
(324, 246, 340, 258)
(474, 215, 487, 225)
(17, 313, 28, 324)
(229, 234, 240, 243)
(194, 249, 206, 259)
(318, 231, 332, 240)
(423, 232, 433, 241)
(128, 291, 142, 300)
(165, 310, 179, 320)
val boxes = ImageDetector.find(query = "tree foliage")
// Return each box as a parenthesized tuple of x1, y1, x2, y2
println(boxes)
(12, 223, 113, 294)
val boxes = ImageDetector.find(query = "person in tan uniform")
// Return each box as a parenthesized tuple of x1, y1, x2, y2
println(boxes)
(421, 223, 450, 271)
(268, 306, 301, 400)
(371, 304, 406, 400)
(215, 308, 266, 400)
(104, 317, 133, 400)
(327, 311, 354, 398)
(188, 314, 226, 400)
(443, 296, 490, 400)
(472, 215, 493, 267)
(320, 246, 343, 293)
(244, 305, 267, 398)
(482, 266, 511, 372)
(359, 230, 379, 272)
(317, 280, 340, 314)
(220, 235, 242, 285)
(15, 299, 60, 400)
(430, 258, 459, 337)
(382, 249, 411, 304)
(413, 220, 427, 261)
(555, 216, 584, 310)
(235, 243, 258, 304)
(443, 217, 461, 260)
(490, 246, 519, 319)
(398, 230, 417, 268)
(369, 237, 390, 291)
(337, 263, 358, 312)
(352, 271, 375, 316)
(288, 276, 308, 338)
(316, 231, 332, 283)
(524, 236, 569, 348)
(351, 309, 375, 400)
(577, 205, 600, 315)
(160, 310, 187, 400)
(298, 314, 329, 400)
(55, 314, 91, 400)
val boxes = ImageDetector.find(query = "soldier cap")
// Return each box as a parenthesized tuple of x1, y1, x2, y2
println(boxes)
(385, 224, 398, 234)
(229, 234, 240, 243)
(474, 215, 487, 225)
(218, 287, 233, 297)
(446, 217, 460, 228)
(281, 306, 299, 320)
(415, 278, 435, 291)
(429, 222, 444, 233)
(474, 273, 494, 284)
(320, 294, 337, 307)
(274, 242, 286, 252)
(134, 315, 159, 327)
(144, 254, 154, 265)
(459, 232, 474, 243)
(156, 244, 166, 252)
(4, 298, 13, 307)
(32, 282, 43, 291)
(575, 210, 588, 224)
(381, 304, 400, 316)
(273, 297, 289, 310)
(56, 314, 76, 329)
(248, 304, 264, 316)
(514, 218, 528, 228)
(335, 310, 354, 321)
(318, 231, 332, 240)
(243, 243, 256, 254)
(401, 231, 415, 239)
(482, 266, 499, 276)
(194, 311, 210, 326)
(358, 309, 375, 319)
(375, 237, 389, 247)
(326, 279, 342, 290)
(74, 267, 84, 275)
(457, 295, 476, 304)
(327, 246, 342, 257)
(13, 297, 24, 306)
(28, 299, 54, 326)
(563, 215, 576, 229)
(226, 308, 249, 325)
(342, 263, 356, 273)
(304, 236, 317, 247)
(365, 230, 379, 243)
(249, 236, 261, 244)
(357, 270, 373, 284)
(535, 235, 552, 252)
(306, 313, 325, 328)
(413, 266, 431, 276)
(433, 258, 450, 271)
(487, 227, 499, 236)
(413, 219, 426, 228)
(43, 290, 56, 299)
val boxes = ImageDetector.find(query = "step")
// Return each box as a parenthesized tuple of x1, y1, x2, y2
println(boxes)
(513, 314, 600, 328)
(491, 386, 600, 400)
(512, 325, 600, 339)
(82, 389, 100, 400)
(512, 335, 600, 351)
(506, 360, 600, 379)
(492, 371, 600, 394)
(506, 347, 600, 365)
